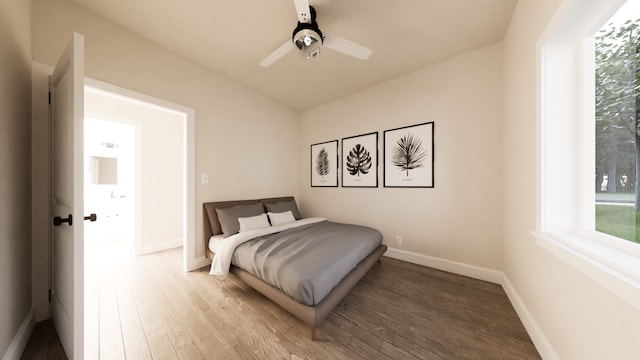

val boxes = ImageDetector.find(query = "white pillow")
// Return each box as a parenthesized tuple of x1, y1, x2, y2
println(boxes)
(268, 211, 296, 225)
(238, 213, 270, 232)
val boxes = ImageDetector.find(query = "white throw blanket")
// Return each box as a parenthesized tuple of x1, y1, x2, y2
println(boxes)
(209, 217, 325, 279)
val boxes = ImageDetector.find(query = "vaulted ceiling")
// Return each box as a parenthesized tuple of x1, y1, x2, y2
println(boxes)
(70, 0, 517, 112)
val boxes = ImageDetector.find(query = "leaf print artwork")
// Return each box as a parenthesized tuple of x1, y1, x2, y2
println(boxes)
(316, 148, 330, 178)
(384, 123, 433, 188)
(392, 133, 427, 176)
(311, 140, 338, 187)
(341, 133, 378, 187)
(346, 144, 372, 176)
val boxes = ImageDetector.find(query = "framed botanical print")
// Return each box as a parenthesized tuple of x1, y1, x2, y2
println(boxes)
(310, 140, 339, 187)
(383, 122, 434, 188)
(342, 132, 378, 188)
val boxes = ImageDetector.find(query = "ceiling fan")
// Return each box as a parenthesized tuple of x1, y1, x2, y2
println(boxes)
(259, 0, 372, 67)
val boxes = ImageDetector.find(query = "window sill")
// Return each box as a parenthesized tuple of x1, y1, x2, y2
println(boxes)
(533, 231, 640, 310)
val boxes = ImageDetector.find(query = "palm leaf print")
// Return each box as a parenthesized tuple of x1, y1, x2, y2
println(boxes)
(392, 133, 427, 176)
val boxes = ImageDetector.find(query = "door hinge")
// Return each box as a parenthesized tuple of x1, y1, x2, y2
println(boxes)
(48, 91, 51, 105)
(48, 289, 51, 303)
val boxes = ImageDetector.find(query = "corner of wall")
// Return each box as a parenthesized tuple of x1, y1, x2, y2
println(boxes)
(500, 275, 559, 360)
(2, 308, 35, 360)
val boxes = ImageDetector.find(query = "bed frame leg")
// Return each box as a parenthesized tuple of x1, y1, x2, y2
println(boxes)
(310, 327, 317, 340)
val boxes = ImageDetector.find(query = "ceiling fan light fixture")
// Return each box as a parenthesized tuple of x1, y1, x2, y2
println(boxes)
(292, 26, 323, 59)
(303, 35, 313, 46)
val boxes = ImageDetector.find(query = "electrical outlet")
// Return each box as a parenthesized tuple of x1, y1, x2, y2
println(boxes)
(201, 174, 209, 184)
(395, 235, 402, 246)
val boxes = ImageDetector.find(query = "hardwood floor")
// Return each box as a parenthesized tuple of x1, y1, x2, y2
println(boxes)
(20, 320, 67, 360)
(24, 245, 540, 359)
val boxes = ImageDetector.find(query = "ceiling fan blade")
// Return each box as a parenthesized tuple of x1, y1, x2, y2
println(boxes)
(293, 0, 312, 23)
(323, 34, 372, 60)
(259, 40, 294, 67)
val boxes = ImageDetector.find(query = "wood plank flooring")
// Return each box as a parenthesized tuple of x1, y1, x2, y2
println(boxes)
(20, 319, 67, 360)
(24, 244, 540, 359)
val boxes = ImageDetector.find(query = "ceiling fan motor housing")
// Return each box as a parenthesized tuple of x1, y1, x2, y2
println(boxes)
(292, 6, 323, 59)
(292, 26, 323, 58)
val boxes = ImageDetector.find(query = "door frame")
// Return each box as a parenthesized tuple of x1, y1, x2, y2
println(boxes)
(84, 78, 197, 271)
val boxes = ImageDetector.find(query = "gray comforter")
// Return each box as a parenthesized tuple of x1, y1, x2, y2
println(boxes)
(231, 220, 383, 306)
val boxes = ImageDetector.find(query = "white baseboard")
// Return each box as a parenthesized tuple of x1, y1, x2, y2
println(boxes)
(383, 247, 558, 359)
(384, 247, 503, 284)
(2, 308, 35, 360)
(137, 239, 182, 255)
(501, 275, 559, 360)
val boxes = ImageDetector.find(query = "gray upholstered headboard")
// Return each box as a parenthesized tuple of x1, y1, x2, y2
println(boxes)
(202, 196, 296, 253)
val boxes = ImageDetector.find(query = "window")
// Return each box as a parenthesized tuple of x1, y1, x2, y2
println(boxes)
(535, 0, 640, 310)
(595, 3, 640, 244)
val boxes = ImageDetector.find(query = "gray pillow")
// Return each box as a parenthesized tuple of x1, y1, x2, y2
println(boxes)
(265, 200, 302, 220)
(215, 203, 265, 237)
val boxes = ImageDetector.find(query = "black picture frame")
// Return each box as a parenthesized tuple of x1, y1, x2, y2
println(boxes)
(310, 140, 339, 187)
(383, 122, 434, 188)
(342, 132, 378, 188)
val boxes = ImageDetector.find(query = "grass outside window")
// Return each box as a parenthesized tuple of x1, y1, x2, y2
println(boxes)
(595, 202, 640, 243)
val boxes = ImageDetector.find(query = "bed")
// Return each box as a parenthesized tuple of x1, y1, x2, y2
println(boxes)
(203, 196, 387, 340)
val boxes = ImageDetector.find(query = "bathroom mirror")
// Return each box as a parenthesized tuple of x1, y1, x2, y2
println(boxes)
(89, 156, 118, 185)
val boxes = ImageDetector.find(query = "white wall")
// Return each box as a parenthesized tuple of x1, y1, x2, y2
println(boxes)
(299, 43, 504, 272)
(503, 0, 640, 358)
(0, 0, 33, 355)
(30, 0, 299, 272)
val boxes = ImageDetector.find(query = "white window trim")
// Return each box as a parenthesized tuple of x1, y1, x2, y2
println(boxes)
(535, 0, 640, 311)
(534, 232, 640, 308)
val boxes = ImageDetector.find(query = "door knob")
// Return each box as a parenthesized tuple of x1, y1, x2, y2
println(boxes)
(84, 214, 97, 222)
(53, 214, 73, 226)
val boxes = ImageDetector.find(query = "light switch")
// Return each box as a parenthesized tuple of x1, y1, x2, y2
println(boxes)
(201, 174, 209, 184)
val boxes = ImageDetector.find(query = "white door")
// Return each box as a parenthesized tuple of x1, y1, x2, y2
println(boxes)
(50, 32, 85, 359)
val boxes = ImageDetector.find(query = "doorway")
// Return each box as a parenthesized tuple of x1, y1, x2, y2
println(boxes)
(84, 118, 136, 252)
(83, 81, 191, 257)
(82, 80, 194, 358)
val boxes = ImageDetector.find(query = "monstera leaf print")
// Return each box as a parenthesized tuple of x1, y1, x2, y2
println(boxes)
(346, 144, 372, 176)
(316, 148, 330, 178)
(392, 133, 427, 176)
